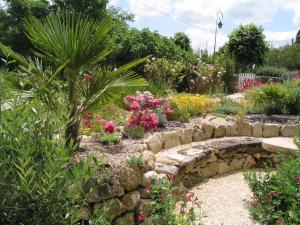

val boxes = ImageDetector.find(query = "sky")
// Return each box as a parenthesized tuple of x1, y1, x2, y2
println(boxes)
(109, 0, 300, 53)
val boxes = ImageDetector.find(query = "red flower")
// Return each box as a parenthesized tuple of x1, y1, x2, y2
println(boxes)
(186, 193, 193, 202)
(83, 113, 93, 119)
(167, 174, 175, 181)
(164, 107, 173, 116)
(104, 121, 116, 133)
(295, 176, 300, 181)
(82, 119, 90, 126)
(130, 102, 141, 111)
(145, 183, 151, 191)
(138, 214, 144, 222)
(277, 218, 284, 225)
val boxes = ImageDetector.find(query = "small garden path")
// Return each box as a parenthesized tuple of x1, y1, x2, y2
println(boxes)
(191, 171, 259, 225)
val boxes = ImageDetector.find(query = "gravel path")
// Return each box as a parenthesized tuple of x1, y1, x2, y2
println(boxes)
(190, 171, 259, 225)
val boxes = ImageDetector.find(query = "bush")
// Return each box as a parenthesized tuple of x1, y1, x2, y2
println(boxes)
(255, 66, 288, 77)
(124, 125, 145, 139)
(126, 155, 144, 168)
(0, 100, 108, 224)
(244, 156, 300, 225)
(168, 94, 218, 122)
(99, 133, 121, 144)
(216, 98, 245, 116)
(247, 81, 300, 115)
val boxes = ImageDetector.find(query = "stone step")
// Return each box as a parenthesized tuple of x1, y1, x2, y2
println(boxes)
(262, 137, 298, 155)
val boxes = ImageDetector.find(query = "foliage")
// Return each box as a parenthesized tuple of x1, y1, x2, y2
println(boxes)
(228, 23, 268, 71)
(0, 98, 109, 224)
(126, 155, 144, 168)
(244, 156, 300, 225)
(264, 44, 300, 70)
(173, 32, 192, 51)
(220, 55, 237, 93)
(168, 94, 218, 122)
(124, 125, 145, 139)
(124, 91, 172, 130)
(215, 98, 245, 116)
(99, 133, 120, 144)
(247, 81, 300, 115)
(0, 12, 147, 148)
(137, 176, 202, 225)
(255, 66, 288, 77)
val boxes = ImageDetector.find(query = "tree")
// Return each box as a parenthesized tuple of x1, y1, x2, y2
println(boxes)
(228, 23, 268, 71)
(173, 32, 192, 51)
(0, 12, 147, 148)
(296, 30, 300, 44)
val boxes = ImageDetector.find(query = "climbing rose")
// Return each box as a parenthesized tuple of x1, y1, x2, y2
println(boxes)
(104, 121, 116, 133)
(130, 102, 141, 111)
(138, 214, 145, 222)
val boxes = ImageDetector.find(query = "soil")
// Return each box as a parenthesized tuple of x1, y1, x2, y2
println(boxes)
(245, 114, 299, 125)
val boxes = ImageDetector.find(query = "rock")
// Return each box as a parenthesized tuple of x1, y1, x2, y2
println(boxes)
(244, 155, 257, 169)
(154, 162, 179, 175)
(121, 191, 140, 211)
(230, 158, 245, 171)
(201, 123, 215, 139)
(192, 127, 207, 142)
(163, 131, 181, 149)
(179, 128, 193, 144)
(141, 150, 155, 171)
(226, 124, 238, 136)
(118, 166, 142, 191)
(237, 120, 252, 136)
(94, 198, 126, 220)
(262, 137, 298, 155)
(217, 160, 231, 174)
(87, 176, 125, 203)
(114, 212, 135, 225)
(253, 153, 261, 160)
(263, 124, 280, 137)
(142, 171, 158, 186)
(280, 125, 295, 137)
(144, 135, 163, 154)
(206, 152, 218, 163)
(76, 204, 92, 220)
(252, 122, 263, 137)
(139, 187, 152, 198)
(214, 125, 226, 138)
(200, 161, 218, 178)
(137, 199, 152, 217)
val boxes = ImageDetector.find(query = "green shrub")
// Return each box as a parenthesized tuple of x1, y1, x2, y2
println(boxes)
(244, 156, 300, 225)
(255, 66, 288, 77)
(0, 100, 109, 224)
(99, 133, 121, 144)
(124, 125, 145, 139)
(126, 155, 144, 168)
(216, 98, 244, 115)
(248, 81, 300, 115)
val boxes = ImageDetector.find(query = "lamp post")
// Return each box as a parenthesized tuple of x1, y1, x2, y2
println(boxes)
(213, 11, 223, 56)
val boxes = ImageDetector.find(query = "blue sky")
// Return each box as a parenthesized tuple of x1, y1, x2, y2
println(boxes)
(109, 0, 300, 53)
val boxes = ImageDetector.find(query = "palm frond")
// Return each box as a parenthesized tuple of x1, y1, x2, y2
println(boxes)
(23, 12, 113, 69)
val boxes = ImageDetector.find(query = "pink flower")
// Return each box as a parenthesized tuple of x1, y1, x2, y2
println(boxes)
(130, 102, 141, 111)
(104, 121, 116, 133)
(138, 214, 145, 222)
(164, 107, 173, 116)
(145, 183, 151, 191)
(82, 119, 90, 126)
(124, 95, 135, 104)
(167, 174, 175, 181)
(295, 176, 300, 181)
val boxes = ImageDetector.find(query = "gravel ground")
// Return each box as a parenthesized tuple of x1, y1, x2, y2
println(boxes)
(190, 171, 259, 225)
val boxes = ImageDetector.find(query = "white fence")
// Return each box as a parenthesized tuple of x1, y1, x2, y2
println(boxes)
(238, 73, 256, 90)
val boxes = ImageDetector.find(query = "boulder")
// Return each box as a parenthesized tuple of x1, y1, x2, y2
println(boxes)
(192, 127, 207, 142)
(252, 122, 263, 137)
(244, 155, 257, 169)
(114, 212, 135, 225)
(87, 176, 125, 203)
(201, 123, 215, 139)
(76, 204, 92, 220)
(214, 125, 226, 138)
(200, 161, 218, 178)
(144, 135, 163, 154)
(230, 158, 245, 171)
(206, 152, 218, 163)
(179, 128, 193, 144)
(280, 125, 295, 137)
(94, 198, 126, 220)
(141, 150, 155, 171)
(263, 124, 280, 137)
(163, 131, 181, 149)
(226, 124, 238, 137)
(118, 166, 142, 191)
(237, 120, 252, 136)
(217, 160, 231, 174)
(121, 191, 140, 211)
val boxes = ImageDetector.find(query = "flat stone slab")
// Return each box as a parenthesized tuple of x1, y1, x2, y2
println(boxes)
(262, 137, 298, 155)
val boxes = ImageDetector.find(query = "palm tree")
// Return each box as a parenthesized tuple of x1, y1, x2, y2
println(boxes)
(0, 12, 148, 148)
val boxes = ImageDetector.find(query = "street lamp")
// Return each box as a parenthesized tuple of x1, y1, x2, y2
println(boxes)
(213, 11, 223, 56)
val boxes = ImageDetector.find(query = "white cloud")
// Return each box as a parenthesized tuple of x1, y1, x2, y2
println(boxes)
(128, 0, 172, 20)
(108, 0, 118, 6)
(265, 30, 298, 47)
(283, 0, 300, 25)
